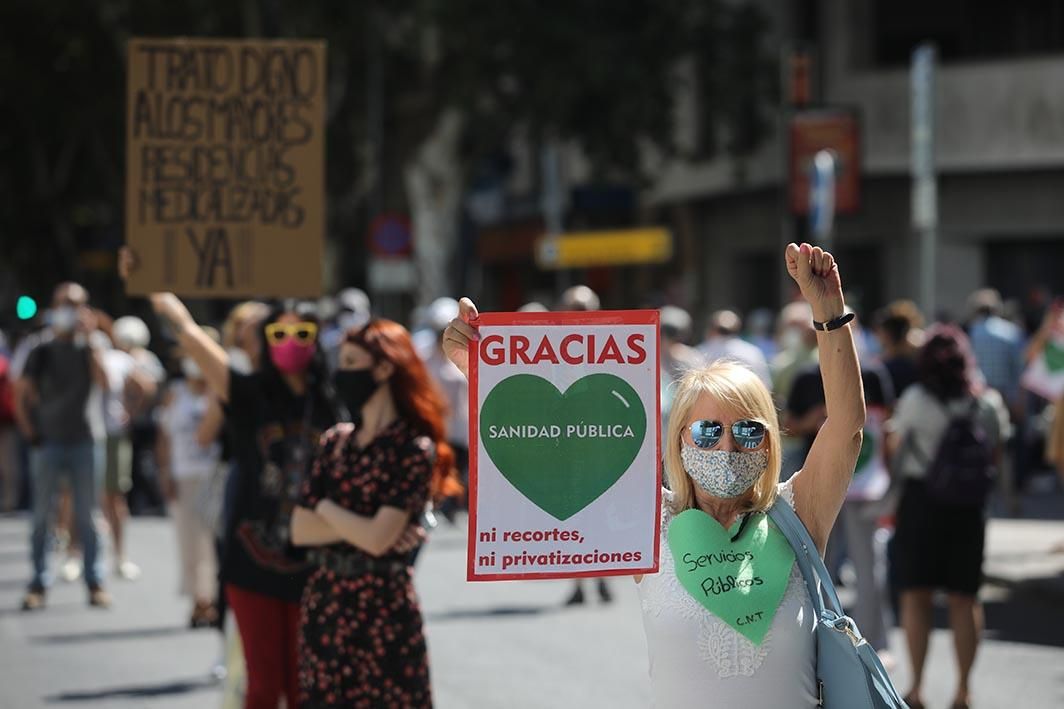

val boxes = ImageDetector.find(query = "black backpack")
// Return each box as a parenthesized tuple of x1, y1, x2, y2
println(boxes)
(921, 398, 995, 508)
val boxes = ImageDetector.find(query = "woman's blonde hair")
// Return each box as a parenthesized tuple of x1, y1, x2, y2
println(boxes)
(665, 360, 782, 514)
(222, 301, 269, 350)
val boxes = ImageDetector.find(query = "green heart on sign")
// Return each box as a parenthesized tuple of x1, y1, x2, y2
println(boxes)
(480, 373, 646, 521)
(667, 509, 796, 645)
(1045, 340, 1064, 373)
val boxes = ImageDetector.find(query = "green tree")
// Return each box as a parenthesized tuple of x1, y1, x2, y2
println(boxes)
(0, 0, 774, 315)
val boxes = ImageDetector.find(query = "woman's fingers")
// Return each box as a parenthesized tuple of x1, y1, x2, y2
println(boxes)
(118, 246, 140, 282)
(448, 317, 478, 343)
(458, 297, 479, 324)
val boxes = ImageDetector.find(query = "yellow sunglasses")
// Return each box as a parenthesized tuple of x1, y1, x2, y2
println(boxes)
(264, 321, 318, 346)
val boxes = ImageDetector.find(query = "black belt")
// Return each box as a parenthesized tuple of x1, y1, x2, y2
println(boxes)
(308, 550, 410, 577)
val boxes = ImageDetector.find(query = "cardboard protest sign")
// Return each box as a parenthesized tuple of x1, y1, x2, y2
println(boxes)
(468, 311, 660, 581)
(1022, 334, 1064, 401)
(125, 38, 325, 297)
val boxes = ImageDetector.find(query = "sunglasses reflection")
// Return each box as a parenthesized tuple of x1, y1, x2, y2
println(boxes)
(689, 419, 766, 450)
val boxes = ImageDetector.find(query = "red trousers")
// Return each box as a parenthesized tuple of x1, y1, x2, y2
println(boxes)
(227, 584, 301, 709)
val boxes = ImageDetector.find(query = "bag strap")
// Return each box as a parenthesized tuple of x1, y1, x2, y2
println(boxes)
(767, 499, 842, 617)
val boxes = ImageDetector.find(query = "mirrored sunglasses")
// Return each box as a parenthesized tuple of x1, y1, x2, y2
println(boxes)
(688, 419, 767, 450)
(265, 321, 318, 346)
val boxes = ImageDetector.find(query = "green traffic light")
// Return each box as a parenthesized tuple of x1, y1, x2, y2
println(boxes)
(16, 295, 38, 320)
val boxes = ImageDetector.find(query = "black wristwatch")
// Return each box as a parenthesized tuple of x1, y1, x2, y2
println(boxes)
(812, 312, 855, 332)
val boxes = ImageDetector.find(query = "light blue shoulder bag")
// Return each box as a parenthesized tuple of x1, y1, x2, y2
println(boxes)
(768, 500, 908, 708)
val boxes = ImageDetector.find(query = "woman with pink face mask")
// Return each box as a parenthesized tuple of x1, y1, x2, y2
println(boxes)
(146, 294, 343, 709)
(118, 243, 344, 709)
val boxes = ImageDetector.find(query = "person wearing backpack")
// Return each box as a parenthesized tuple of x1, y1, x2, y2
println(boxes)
(885, 324, 1009, 709)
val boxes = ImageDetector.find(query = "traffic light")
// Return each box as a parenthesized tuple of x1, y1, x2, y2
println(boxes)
(16, 295, 38, 321)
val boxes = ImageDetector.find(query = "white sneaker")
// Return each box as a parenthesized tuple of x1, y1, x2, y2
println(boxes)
(61, 556, 83, 583)
(116, 560, 142, 581)
(210, 659, 228, 683)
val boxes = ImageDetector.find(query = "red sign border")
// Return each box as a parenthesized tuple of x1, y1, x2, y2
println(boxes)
(466, 309, 662, 582)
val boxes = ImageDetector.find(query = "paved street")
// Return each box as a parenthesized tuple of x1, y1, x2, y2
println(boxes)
(2, 492, 1063, 709)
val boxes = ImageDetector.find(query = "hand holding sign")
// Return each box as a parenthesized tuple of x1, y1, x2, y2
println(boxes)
(785, 242, 845, 323)
(443, 297, 479, 378)
(120, 247, 195, 334)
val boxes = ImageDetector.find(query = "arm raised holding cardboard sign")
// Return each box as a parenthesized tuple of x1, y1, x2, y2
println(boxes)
(120, 247, 232, 402)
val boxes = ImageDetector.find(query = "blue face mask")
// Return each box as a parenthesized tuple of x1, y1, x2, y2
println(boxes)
(681, 444, 768, 498)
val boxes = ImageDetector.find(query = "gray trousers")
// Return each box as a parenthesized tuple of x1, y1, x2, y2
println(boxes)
(840, 499, 890, 650)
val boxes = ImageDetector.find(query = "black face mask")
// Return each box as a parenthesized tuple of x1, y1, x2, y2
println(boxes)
(334, 368, 380, 421)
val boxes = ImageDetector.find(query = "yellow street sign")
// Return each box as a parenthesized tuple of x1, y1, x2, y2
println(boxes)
(535, 227, 673, 269)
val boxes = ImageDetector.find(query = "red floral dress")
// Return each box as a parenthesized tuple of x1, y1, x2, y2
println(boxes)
(298, 419, 433, 708)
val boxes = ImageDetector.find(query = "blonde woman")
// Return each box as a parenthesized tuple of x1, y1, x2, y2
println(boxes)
(442, 243, 866, 707)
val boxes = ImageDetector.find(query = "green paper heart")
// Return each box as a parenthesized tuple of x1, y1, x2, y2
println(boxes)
(1044, 340, 1064, 373)
(480, 373, 646, 521)
(667, 509, 796, 645)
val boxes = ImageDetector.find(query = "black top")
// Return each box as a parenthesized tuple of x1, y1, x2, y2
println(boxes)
(221, 369, 339, 603)
(300, 419, 433, 565)
(23, 338, 92, 444)
(786, 360, 895, 448)
(882, 354, 920, 398)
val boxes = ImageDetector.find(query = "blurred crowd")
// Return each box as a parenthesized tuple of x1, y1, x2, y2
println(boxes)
(1, 277, 1062, 704)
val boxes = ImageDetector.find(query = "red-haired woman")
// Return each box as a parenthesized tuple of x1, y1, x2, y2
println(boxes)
(291, 319, 456, 708)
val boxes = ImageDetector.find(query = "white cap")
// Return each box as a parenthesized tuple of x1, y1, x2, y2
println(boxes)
(337, 288, 371, 316)
(113, 316, 150, 349)
(427, 297, 460, 332)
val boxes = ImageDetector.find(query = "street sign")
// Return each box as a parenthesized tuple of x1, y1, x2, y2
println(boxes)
(368, 213, 412, 258)
(535, 228, 672, 270)
(368, 258, 417, 292)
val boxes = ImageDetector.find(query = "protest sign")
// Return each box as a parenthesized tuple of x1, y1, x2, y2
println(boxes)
(468, 311, 660, 581)
(125, 38, 326, 297)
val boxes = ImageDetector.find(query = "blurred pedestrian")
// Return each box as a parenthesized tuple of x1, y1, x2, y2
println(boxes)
(15, 283, 111, 610)
(660, 306, 704, 447)
(0, 344, 19, 512)
(966, 289, 1024, 412)
(771, 301, 819, 406)
(874, 300, 924, 397)
(418, 297, 469, 523)
(746, 307, 778, 361)
(698, 310, 772, 388)
(324, 288, 372, 372)
(886, 324, 1009, 709)
(222, 301, 271, 375)
(558, 284, 600, 312)
(100, 316, 160, 581)
(292, 319, 457, 707)
(157, 346, 224, 629)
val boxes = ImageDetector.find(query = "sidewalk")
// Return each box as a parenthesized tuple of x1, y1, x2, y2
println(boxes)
(983, 481, 1064, 601)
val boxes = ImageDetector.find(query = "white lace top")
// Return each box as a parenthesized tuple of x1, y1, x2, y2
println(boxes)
(636, 479, 818, 708)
